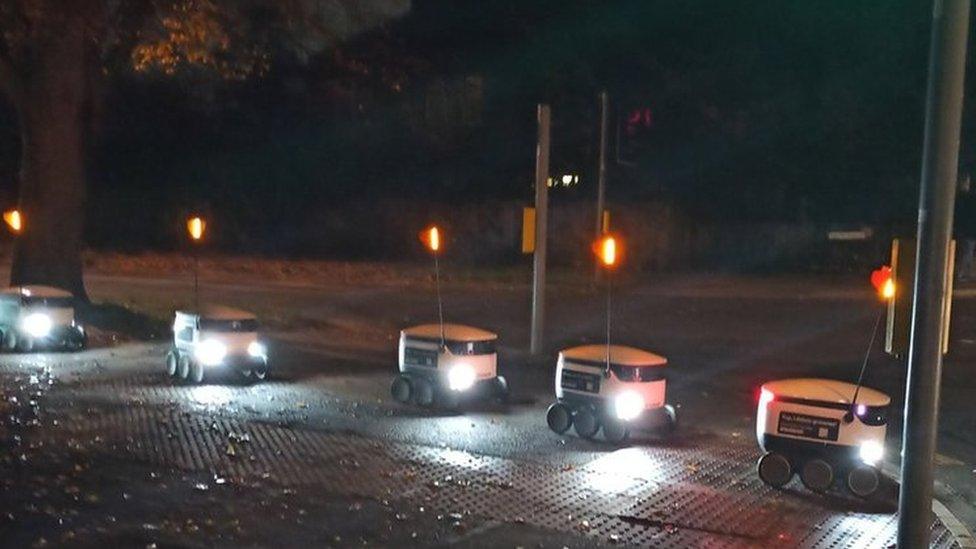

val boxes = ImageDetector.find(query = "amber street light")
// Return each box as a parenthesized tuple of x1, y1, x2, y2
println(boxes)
(3, 209, 22, 234)
(420, 225, 445, 346)
(186, 216, 207, 310)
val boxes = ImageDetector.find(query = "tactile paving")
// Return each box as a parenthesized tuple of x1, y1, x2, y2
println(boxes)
(38, 375, 962, 548)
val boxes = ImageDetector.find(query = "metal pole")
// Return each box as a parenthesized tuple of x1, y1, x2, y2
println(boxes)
(434, 251, 445, 347)
(605, 269, 612, 372)
(596, 91, 609, 238)
(193, 246, 199, 311)
(899, 0, 969, 545)
(530, 104, 551, 355)
(851, 306, 886, 408)
(595, 91, 609, 281)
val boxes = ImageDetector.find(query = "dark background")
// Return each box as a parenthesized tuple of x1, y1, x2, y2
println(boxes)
(0, 0, 972, 267)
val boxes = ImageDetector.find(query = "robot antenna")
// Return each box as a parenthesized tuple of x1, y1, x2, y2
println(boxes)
(850, 307, 885, 417)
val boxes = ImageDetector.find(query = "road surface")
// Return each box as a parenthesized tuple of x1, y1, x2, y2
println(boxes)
(0, 272, 973, 547)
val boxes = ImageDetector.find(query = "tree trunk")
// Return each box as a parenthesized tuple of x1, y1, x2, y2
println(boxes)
(10, 19, 91, 300)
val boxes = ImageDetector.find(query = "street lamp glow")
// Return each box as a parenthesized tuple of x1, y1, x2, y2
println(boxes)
(187, 216, 206, 241)
(4, 209, 22, 233)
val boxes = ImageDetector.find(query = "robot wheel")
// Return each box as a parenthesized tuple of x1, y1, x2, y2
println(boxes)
(391, 375, 412, 404)
(800, 459, 834, 493)
(546, 402, 572, 434)
(757, 452, 793, 488)
(601, 419, 629, 443)
(411, 376, 435, 407)
(846, 464, 880, 498)
(165, 349, 179, 377)
(572, 405, 600, 439)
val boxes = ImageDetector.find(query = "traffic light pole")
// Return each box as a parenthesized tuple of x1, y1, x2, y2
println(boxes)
(899, 0, 970, 545)
(530, 104, 551, 355)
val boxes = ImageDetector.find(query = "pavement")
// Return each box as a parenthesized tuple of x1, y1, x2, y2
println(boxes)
(0, 272, 974, 548)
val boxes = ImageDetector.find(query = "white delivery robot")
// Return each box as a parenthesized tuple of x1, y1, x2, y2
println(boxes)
(546, 344, 677, 443)
(166, 305, 270, 384)
(391, 323, 508, 407)
(756, 378, 890, 497)
(0, 285, 86, 352)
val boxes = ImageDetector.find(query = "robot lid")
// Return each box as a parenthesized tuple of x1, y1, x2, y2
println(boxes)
(402, 323, 497, 343)
(1, 285, 74, 299)
(176, 304, 257, 322)
(561, 344, 667, 368)
(761, 378, 890, 407)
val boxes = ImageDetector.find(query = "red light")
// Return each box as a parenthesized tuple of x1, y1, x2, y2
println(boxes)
(758, 388, 775, 407)
(625, 107, 654, 136)
(870, 266, 892, 291)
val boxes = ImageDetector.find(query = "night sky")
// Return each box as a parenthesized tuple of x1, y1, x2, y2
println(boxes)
(0, 0, 971, 254)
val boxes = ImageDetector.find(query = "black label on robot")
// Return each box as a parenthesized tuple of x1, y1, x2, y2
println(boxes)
(561, 370, 601, 393)
(777, 412, 839, 442)
(403, 347, 438, 368)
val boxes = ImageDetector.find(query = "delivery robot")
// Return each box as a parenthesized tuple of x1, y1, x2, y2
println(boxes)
(166, 305, 270, 384)
(756, 378, 890, 498)
(546, 344, 677, 443)
(0, 285, 86, 352)
(391, 323, 508, 408)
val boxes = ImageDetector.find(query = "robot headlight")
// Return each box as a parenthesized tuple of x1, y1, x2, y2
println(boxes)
(614, 391, 645, 421)
(447, 364, 476, 392)
(195, 339, 227, 366)
(859, 440, 884, 465)
(22, 313, 52, 338)
(247, 341, 267, 358)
